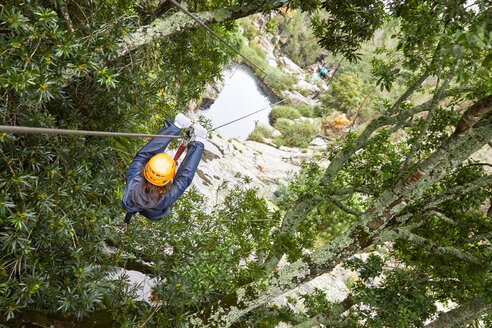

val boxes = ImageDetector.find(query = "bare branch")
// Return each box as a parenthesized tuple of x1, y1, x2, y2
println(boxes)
(387, 70, 431, 115)
(462, 163, 492, 169)
(59, 1, 74, 34)
(400, 65, 458, 174)
(426, 210, 457, 226)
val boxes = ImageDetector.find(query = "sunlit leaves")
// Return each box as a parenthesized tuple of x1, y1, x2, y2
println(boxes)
(311, 0, 387, 62)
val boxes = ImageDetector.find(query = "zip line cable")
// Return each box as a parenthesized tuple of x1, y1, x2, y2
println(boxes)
(168, 0, 289, 90)
(1, 2, 292, 138)
(168, 0, 290, 130)
(211, 99, 285, 131)
(0, 125, 184, 139)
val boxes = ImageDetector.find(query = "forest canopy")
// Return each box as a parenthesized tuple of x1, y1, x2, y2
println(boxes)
(0, 0, 491, 327)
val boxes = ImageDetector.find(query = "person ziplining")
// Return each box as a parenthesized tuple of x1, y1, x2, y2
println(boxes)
(121, 114, 208, 224)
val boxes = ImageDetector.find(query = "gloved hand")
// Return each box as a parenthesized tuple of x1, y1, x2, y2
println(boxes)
(193, 123, 208, 144)
(174, 113, 192, 129)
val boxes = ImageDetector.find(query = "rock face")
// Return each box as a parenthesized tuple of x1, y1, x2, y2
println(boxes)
(281, 90, 321, 107)
(195, 17, 324, 107)
(256, 35, 278, 67)
(279, 56, 303, 74)
(188, 132, 328, 207)
(199, 78, 224, 109)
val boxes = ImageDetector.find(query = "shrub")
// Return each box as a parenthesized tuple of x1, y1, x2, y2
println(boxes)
(240, 20, 258, 40)
(321, 72, 373, 114)
(249, 42, 266, 60)
(274, 118, 293, 131)
(248, 124, 273, 143)
(277, 13, 323, 68)
(296, 105, 315, 118)
(313, 105, 328, 117)
(299, 89, 311, 97)
(271, 106, 301, 120)
(236, 42, 297, 95)
(321, 112, 352, 136)
(274, 119, 319, 148)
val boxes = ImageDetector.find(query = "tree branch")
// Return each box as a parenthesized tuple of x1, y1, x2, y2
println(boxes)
(115, 1, 285, 59)
(423, 175, 492, 211)
(327, 196, 363, 216)
(292, 295, 355, 328)
(190, 97, 492, 327)
(380, 228, 484, 266)
(453, 95, 492, 137)
(400, 66, 456, 173)
(387, 70, 431, 115)
(424, 296, 491, 328)
(426, 209, 457, 226)
(260, 86, 479, 275)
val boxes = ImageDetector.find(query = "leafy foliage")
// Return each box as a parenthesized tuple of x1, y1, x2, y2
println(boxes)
(0, 0, 239, 323)
(270, 105, 301, 120)
(276, 11, 323, 68)
(273, 118, 319, 148)
(1, 0, 491, 327)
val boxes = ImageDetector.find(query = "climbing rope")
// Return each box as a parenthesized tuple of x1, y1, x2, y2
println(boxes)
(0, 125, 184, 139)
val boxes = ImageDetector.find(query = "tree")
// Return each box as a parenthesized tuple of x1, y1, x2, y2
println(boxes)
(0, 0, 284, 325)
(1, 0, 491, 327)
(188, 0, 492, 326)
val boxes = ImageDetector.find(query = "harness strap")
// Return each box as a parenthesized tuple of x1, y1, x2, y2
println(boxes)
(174, 127, 193, 165)
(174, 143, 187, 164)
(124, 212, 135, 224)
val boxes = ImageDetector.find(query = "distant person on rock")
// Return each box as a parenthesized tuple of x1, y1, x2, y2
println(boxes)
(121, 114, 207, 223)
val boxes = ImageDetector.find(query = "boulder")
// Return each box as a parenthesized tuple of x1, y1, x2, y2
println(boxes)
(265, 55, 278, 67)
(309, 137, 328, 147)
(256, 37, 278, 67)
(199, 78, 224, 109)
(295, 79, 320, 93)
(279, 56, 302, 74)
(282, 90, 321, 107)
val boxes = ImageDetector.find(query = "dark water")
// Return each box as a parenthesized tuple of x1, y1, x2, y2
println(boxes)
(197, 63, 279, 140)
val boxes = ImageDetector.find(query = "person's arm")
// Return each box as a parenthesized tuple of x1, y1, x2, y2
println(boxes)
(125, 119, 181, 182)
(154, 140, 204, 208)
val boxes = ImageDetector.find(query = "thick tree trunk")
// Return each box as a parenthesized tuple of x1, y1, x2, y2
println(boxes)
(424, 296, 491, 328)
(189, 97, 492, 327)
(115, 1, 285, 59)
(260, 84, 476, 275)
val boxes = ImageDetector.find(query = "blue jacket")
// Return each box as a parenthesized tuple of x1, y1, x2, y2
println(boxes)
(121, 118, 204, 220)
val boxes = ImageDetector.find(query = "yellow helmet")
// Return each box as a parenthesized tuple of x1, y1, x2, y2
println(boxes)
(144, 153, 176, 186)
